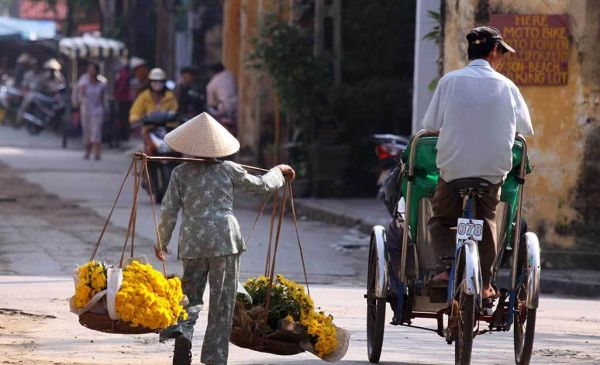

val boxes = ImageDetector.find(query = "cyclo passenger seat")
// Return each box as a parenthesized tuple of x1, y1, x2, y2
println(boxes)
(447, 177, 493, 198)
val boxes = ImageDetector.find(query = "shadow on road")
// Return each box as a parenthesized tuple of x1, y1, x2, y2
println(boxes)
(242, 361, 437, 365)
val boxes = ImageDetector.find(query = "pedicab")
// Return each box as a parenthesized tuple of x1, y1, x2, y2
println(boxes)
(365, 130, 540, 365)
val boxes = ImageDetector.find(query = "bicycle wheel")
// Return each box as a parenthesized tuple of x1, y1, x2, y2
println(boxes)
(366, 237, 386, 363)
(454, 250, 475, 365)
(514, 243, 537, 365)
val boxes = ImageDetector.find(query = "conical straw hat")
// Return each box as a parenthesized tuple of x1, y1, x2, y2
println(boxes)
(165, 112, 240, 158)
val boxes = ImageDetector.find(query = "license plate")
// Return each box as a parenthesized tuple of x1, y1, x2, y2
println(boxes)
(456, 218, 484, 241)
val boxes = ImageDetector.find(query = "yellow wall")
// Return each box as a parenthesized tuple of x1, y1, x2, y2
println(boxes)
(221, 0, 292, 163)
(443, 0, 600, 246)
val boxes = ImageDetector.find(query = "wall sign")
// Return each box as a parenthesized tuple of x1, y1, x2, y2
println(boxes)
(490, 14, 569, 86)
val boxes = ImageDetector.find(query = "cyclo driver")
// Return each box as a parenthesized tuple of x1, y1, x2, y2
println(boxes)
(422, 26, 533, 302)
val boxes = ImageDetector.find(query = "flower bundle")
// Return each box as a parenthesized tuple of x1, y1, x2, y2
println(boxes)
(242, 274, 338, 358)
(73, 261, 107, 309)
(114, 260, 187, 330)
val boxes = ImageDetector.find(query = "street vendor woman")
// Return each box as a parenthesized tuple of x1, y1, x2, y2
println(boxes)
(154, 112, 295, 365)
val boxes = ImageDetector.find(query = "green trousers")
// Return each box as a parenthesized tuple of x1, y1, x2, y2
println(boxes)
(161, 253, 240, 365)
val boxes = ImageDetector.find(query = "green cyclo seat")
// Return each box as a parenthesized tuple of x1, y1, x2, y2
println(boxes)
(400, 134, 531, 248)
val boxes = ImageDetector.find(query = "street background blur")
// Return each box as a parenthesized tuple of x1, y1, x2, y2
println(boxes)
(0, 0, 599, 364)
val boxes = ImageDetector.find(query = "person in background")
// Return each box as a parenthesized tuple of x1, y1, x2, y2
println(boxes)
(113, 57, 135, 145)
(130, 57, 150, 97)
(175, 65, 204, 119)
(19, 56, 38, 92)
(206, 63, 237, 133)
(155, 112, 295, 365)
(17, 58, 64, 125)
(37, 58, 66, 95)
(14, 53, 34, 89)
(129, 68, 178, 125)
(77, 63, 107, 160)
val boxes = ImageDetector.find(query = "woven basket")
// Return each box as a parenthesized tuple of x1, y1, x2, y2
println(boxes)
(78, 312, 158, 335)
(230, 326, 305, 355)
(230, 301, 305, 355)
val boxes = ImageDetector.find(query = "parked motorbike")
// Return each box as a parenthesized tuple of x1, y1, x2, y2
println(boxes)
(21, 88, 67, 135)
(0, 75, 24, 127)
(136, 111, 182, 203)
(372, 133, 409, 199)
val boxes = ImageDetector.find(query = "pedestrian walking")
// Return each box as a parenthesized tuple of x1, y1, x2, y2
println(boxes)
(154, 112, 295, 365)
(78, 63, 107, 160)
(113, 58, 135, 144)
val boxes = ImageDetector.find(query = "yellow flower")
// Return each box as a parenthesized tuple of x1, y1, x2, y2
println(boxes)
(114, 261, 186, 330)
(73, 261, 107, 309)
(244, 274, 338, 358)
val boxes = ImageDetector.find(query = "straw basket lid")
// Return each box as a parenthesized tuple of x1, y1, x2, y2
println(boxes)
(165, 112, 240, 158)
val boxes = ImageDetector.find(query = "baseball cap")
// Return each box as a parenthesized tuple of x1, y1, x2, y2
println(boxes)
(466, 26, 515, 53)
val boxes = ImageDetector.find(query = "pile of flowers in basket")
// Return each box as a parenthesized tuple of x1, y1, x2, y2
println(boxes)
(231, 274, 349, 361)
(70, 259, 187, 332)
(114, 261, 187, 329)
(73, 261, 108, 309)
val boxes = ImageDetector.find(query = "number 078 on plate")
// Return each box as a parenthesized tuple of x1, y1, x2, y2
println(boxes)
(456, 218, 484, 241)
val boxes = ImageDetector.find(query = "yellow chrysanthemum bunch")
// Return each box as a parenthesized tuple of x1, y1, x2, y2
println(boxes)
(243, 274, 338, 358)
(276, 275, 338, 358)
(74, 261, 107, 309)
(114, 260, 187, 330)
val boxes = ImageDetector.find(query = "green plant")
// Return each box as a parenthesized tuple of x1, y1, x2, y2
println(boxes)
(247, 13, 333, 134)
(422, 10, 441, 44)
(423, 9, 442, 91)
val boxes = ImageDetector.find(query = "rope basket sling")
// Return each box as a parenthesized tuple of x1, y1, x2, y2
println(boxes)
(229, 182, 311, 355)
(78, 155, 169, 334)
(78, 153, 286, 334)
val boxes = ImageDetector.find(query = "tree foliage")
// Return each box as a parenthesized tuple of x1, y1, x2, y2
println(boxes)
(248, 13, 333, 131)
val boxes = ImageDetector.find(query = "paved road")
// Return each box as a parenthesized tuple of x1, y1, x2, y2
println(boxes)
(0, 126, 370, 284)
(0, 276, 599, 364)
(0, 127, 599, 364)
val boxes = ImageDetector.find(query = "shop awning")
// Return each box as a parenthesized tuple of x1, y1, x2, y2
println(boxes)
(0, 16, 56, 41)
(59, 33, 128, 59)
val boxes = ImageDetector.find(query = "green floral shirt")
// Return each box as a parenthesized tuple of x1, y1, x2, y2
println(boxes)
(157, 161, 285, 258)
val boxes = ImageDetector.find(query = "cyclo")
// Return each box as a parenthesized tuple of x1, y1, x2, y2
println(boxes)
(365, 130, 540, 365)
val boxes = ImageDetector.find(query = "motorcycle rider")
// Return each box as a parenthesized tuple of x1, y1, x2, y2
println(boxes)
(129, 67, 178, 128)
(17, 58, 65, 126)
(423, 26, 533, 300)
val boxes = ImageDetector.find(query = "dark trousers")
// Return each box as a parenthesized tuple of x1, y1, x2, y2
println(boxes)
(117, 101, 132, 142)
(428, 179, 501, 287)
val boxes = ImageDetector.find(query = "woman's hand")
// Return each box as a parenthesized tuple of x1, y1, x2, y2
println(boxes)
(154, 246, 167, 262)
(277, 164, 296, 182)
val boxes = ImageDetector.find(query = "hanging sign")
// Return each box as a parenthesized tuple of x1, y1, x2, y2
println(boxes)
(490, 14, 569, 86)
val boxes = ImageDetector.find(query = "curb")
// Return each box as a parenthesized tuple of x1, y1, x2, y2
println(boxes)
(540, 277, 600, 298)
(294, 200, 600, 298)
(293, 200, 377, 235)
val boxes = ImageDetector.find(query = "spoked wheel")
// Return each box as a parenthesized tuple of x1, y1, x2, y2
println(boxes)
(454, 292, 475, 365)
(514, 244, 537, 365)
(453, 249, 476, 365)
(366, 239, 386, 363)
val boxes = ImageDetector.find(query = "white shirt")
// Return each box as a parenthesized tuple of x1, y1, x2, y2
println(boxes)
(422, 59, 533, 183)
(206, 70, 238, 116)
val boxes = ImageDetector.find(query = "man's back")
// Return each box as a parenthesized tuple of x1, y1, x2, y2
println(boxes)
(422, 59, 533, 183)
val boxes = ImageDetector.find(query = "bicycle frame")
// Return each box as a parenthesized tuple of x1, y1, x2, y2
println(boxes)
(397, 131, 538, 330)
(447, 195, 482, 306)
